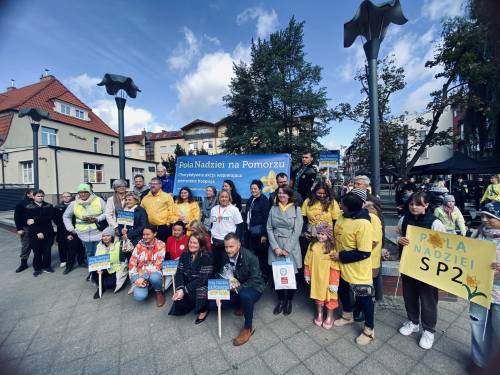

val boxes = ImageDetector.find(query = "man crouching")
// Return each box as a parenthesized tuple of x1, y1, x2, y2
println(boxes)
(219, 232, 265, 346)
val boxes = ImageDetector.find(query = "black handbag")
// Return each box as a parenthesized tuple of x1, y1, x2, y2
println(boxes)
(96, 219, 108, 232)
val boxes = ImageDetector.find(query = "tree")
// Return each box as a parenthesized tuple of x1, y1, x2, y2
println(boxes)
(162, 144, 186, 174)
(333, 57, 451, 177)
(223, 17, 333, 165)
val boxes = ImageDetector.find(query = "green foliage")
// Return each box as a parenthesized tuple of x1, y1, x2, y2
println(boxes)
(162, 144, 186, 174)
(222, 17, 333, 165)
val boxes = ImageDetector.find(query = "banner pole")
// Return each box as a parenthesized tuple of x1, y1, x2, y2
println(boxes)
(99, 272, 102, 298)
(218, 300, 222, 339)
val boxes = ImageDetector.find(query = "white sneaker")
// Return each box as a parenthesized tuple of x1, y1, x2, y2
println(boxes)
(399, 321, 420, 336)
(60, 262, 67, 268)
(419, 330, 434, 350)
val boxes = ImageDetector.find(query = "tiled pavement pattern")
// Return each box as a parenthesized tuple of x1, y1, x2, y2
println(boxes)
(0, 228, 470, 374)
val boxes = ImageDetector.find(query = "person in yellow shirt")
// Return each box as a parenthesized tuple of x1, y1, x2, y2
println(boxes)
(480, 174, 500, 205)
(304, 223, 340, 330)
(174, 187, 201, 235)
(331, 188, 375, 346)
(141, 177, 176, 242)
(302, 182, 341, 240)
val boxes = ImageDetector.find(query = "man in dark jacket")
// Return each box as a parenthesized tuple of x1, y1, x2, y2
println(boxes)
(452, 177, 468, 212)
(219, 233, 265, 346)
(14, 189, 35, 273)
(292, 151, 318, 200)
(268, 173, 303, 207)
(156, 166, 174, 194)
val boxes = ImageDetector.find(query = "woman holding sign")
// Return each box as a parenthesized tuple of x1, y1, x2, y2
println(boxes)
(468, 202, 500, 371)
(267, 185, 303, 315)
(397, 191, 446, 350)
(117, 192, 148, 262)
(174, 187, 201, 234)
(128, 226, 166, 307)
(169, 233, 214, 324)
(91, 227, 121, 299)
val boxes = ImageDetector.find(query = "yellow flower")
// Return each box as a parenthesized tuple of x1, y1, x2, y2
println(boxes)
(466, 275, 479, 289)
(428, 232, 444, 249)
(261, 170, 278, 193)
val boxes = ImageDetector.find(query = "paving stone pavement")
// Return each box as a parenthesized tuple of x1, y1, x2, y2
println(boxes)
(0, 228, 471, 374)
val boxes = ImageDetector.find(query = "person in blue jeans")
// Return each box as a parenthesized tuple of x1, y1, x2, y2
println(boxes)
(216, 233, 265, 346)
(468, 202, 500, 371)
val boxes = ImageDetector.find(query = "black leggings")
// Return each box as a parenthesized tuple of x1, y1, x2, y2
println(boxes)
(338, 278, 374, 329)
(276, 289, 296, 301)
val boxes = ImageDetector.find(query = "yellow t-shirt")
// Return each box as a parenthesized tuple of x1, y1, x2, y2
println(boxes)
(141, 190, 176, 226)
(301, 198, 341, 225)
(334, 215, 373, 284)
(368, 213, 383, 269)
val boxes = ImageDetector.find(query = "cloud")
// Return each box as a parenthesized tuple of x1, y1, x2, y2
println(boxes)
(168, 27, 201, 71)
(338, 45, 366, 83)
(237, 6, 278, 39)
(421, 0, 465, 21)
(403, 78, 444, 113)
(173, 44, 251, 123)
(64, 74, 171, 134)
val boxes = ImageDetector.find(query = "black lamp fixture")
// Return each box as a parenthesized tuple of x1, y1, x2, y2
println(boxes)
(18, 108, 51, 190)
(97, 74, 141, 180)
(344, 0, 407, 196)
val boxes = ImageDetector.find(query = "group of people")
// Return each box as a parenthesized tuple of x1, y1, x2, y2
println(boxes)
(11, 152, 500, 367)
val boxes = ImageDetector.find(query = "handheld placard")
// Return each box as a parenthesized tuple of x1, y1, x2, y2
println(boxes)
(116, 210, 134, 226)
(88, 254, 111, 298)
(162, 260, 179, 291)
(208, 279, 230, 339)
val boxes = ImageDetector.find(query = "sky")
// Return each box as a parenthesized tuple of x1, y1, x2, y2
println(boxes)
(0, 0, 466, 150)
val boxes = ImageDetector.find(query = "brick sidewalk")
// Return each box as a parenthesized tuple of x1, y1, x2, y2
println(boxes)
(0, 228, 470, 374)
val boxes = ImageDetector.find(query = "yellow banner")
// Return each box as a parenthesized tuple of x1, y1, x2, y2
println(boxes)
(400, 225, 496, 309)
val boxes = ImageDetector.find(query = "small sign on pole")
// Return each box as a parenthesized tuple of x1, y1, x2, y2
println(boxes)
(162, 260, 179, 290)
(88, 254, 111, 298)
(208, 279, 231, 339)
(116, 210, 134, 226)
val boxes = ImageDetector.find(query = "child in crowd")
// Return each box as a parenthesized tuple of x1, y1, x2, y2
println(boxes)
(165, 221, 189, 290)
(304, 223, 340, 329)
(91, 227, 121, 299)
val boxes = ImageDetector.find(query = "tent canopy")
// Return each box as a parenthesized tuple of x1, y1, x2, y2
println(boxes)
(410, 152, 487, 175)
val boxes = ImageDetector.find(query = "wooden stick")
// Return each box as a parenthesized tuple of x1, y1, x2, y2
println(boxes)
(98, 272, 102, 298)
(217, 299, 222, 339)
(172, 275, 176, 291)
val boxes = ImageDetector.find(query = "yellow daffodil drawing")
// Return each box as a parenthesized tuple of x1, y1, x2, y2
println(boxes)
(428, 232, 444, 249)
(261, 170, 278, 193)
(462, 274, 486, 302)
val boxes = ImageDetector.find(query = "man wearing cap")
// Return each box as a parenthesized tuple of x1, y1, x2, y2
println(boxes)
(141, 177, 176, 242)
(157, 165, 174, 194)
(63, 183, 106, 279)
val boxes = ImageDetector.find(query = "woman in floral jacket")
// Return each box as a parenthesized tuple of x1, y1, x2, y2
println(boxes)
(129, 226, 166, 307)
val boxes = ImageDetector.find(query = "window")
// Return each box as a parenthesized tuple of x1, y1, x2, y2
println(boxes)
(203, 141, 213, 150)
(418, 130, 427, 141)
(93, 137, 99, 153)
(195, 127, 210, 134)
(41, 127, 57, 146)
(139, 149, 145, 157)
(61, 103, 71, 115)
(170, 145, 177, 152)
(83, 163, 103, 183)
(188, 142, 198, 151)
(125, 149, 132, 157)
(75, 109, 85, 120)
(148, 166, 156, 172)
(160, 146, 167, 154)
(132, 167, 144, 175)
(110, 141, 115, 155)
(21, 161, 33, 184)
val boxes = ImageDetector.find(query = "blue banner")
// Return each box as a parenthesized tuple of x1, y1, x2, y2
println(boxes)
(173, 154, 291, 197)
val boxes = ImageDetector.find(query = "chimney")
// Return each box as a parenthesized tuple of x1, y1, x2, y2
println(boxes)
(40, 69, 53, 81)
(6, 79, 16, 91)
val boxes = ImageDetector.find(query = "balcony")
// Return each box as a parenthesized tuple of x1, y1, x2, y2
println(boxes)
(183, 132, 216, 141)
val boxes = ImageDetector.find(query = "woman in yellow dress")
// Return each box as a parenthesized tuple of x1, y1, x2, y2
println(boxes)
(304, 223, 340, 330)
(301, 182, 341, 240)
(174, 187, 201, 235)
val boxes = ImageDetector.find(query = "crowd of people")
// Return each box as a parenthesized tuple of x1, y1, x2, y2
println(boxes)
(11, 153, 500, 369)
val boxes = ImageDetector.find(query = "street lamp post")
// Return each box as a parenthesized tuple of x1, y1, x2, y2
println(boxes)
(344, 0, 407, 196)
(18, 108, 51, 190)
(97, 74, 140, 181)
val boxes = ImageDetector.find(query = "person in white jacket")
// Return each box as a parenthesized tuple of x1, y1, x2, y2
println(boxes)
(105, 179, 128, 231)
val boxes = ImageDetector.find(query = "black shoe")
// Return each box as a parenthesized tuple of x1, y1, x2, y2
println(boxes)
(16, 262, 29, 273)
(33, 270, 43, 277)
(353, 310, 365, 322)
(283, 299, 292, 315)
(273, 301, 284, 315)
(43, 267, 55, 273)
(63, 266, 72, 275)
(195, 310, 209, 325)
(93, 289, 104, 299)
(85, 273, 92, 282)
(79, 262, 88, 268)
